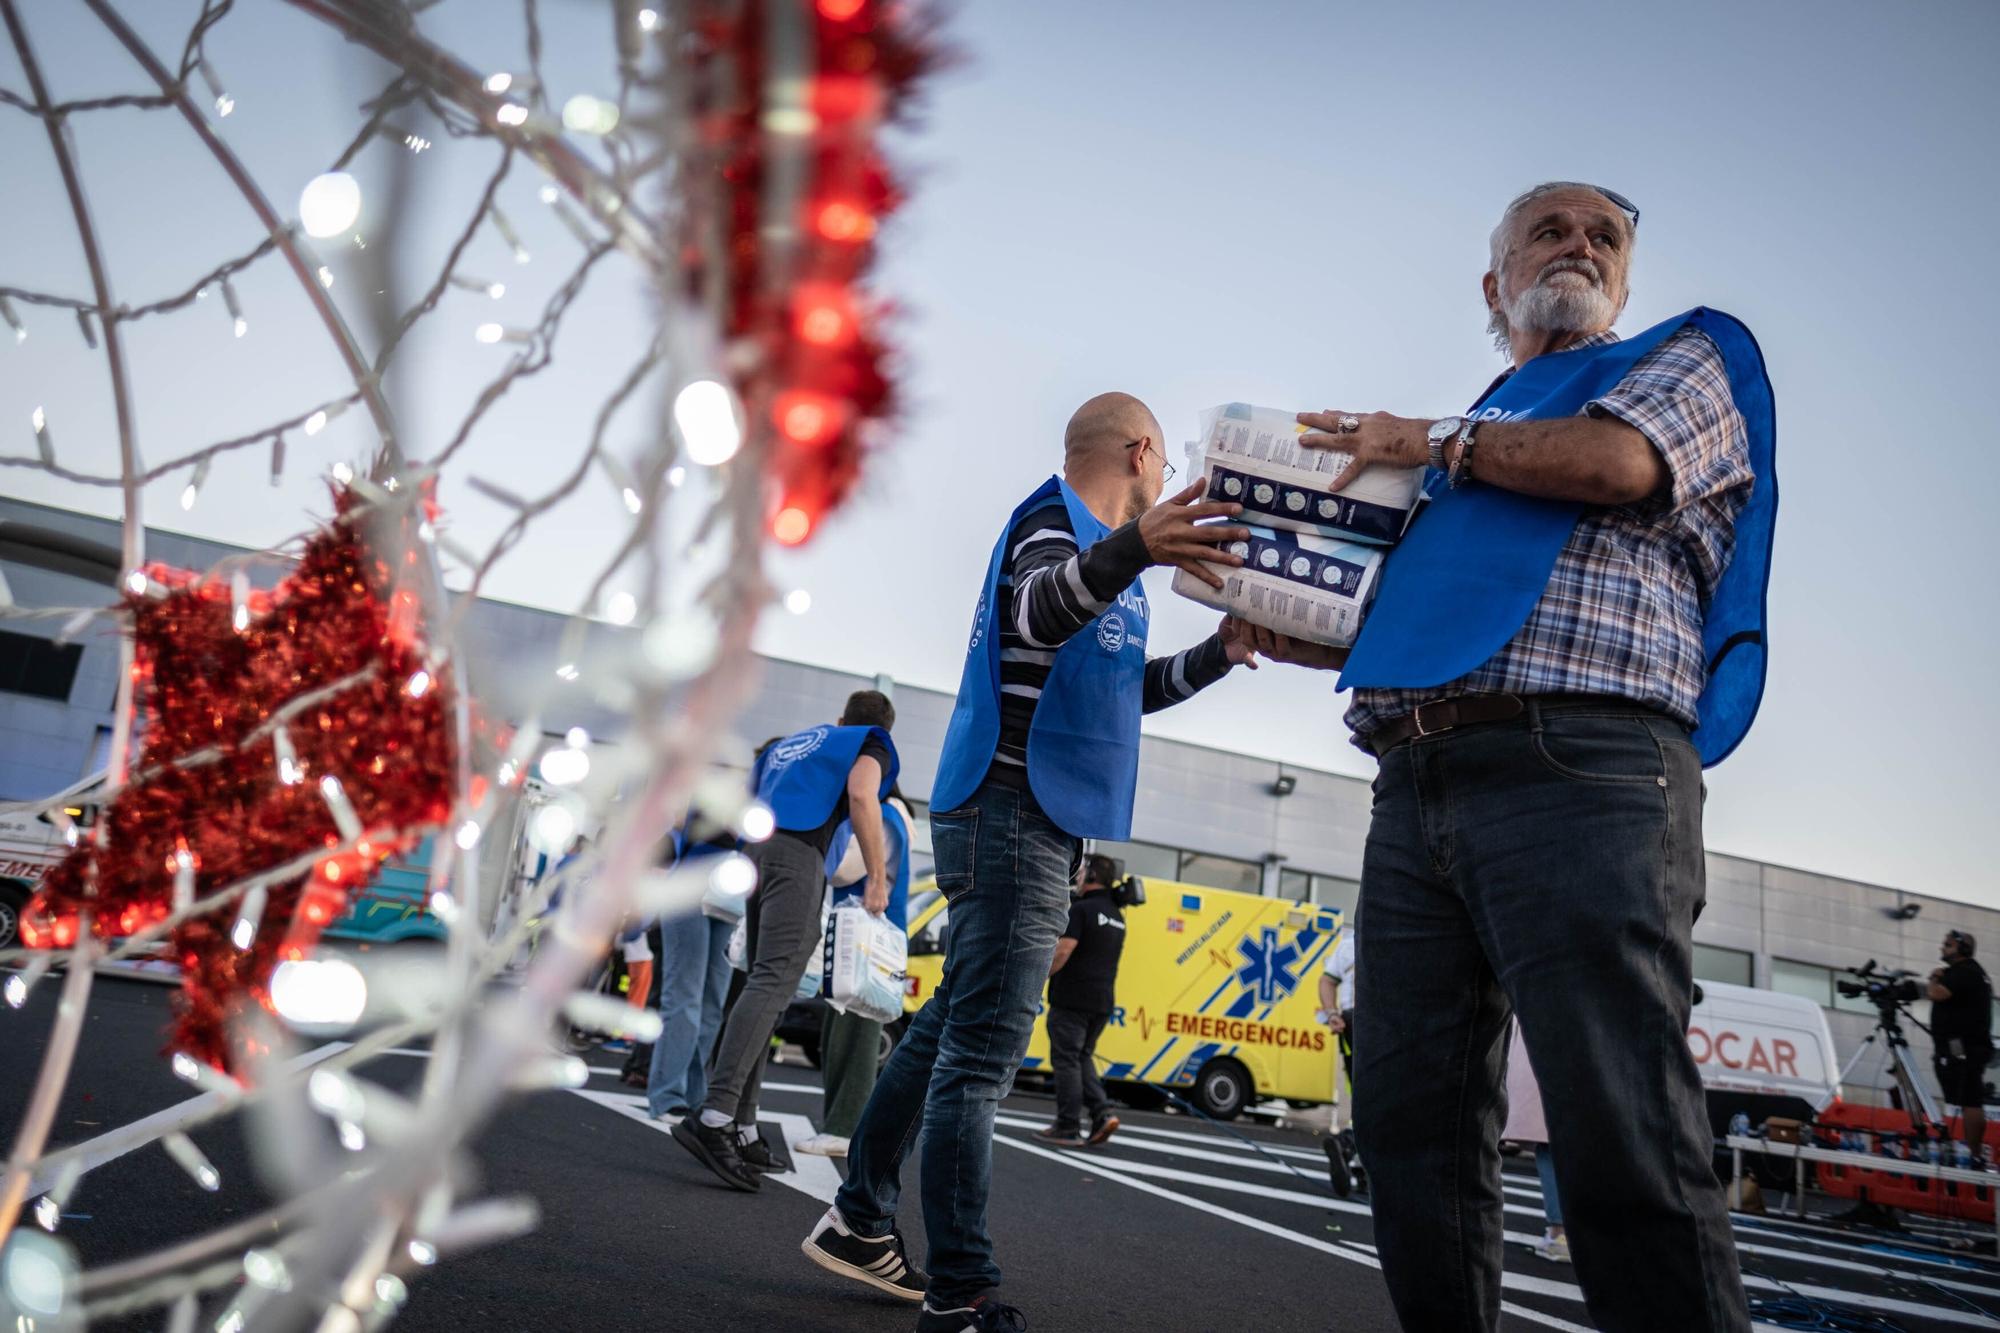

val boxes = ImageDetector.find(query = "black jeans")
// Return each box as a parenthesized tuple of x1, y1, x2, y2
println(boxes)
(1046, 1004, 1112, 1132)
(1355, 699, 1748, 1333)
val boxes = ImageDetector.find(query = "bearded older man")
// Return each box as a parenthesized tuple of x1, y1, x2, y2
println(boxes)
(1233, 182, 1776, 1331)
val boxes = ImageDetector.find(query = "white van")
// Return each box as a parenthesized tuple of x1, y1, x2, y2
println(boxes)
(1688, 979, 1842, 1134)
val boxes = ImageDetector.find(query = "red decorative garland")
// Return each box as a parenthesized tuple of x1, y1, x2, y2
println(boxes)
(682, 0, 938, 545)
(23, 494, 456, 1072)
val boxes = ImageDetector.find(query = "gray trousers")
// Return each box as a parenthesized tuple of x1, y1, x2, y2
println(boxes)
(700, 832, 824, 1125)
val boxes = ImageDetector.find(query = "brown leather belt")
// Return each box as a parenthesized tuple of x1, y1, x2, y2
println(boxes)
(1364, 693, 1642, 756)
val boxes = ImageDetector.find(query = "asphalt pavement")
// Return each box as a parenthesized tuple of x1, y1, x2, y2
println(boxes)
(6, 975, 2000, 1331)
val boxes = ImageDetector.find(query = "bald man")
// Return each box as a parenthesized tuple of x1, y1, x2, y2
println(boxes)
(800, 393, 1257, 1332)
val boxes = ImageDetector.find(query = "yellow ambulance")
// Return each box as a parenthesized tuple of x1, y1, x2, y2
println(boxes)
(898, 876, 1344, 1119)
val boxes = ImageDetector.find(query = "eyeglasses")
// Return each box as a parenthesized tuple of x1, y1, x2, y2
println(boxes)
(1127, 437, 1175, 484)
(1593, 185, 1640, 230)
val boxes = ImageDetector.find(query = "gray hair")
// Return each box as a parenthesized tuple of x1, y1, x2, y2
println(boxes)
(1486, 181, 1636, 354)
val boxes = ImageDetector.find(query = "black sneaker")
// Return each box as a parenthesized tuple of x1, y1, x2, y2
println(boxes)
(916, 1295, 1027, 1332)
(801, 1206, 927, 1301)
(1322, 1134, 1353, 1199)
(1032, 1124, 1086, 1148)
(740, 1135, 779, 1173)
(1086, 1114, 1120, 1147)
(670, 1118, 761, 1192)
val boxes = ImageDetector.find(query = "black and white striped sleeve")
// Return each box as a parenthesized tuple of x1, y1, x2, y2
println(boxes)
(1142, 635, 1233, 714)
(1007, 505, 1152, 649)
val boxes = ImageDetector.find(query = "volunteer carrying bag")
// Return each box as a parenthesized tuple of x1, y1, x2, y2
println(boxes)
(823, 903, 907, 1024)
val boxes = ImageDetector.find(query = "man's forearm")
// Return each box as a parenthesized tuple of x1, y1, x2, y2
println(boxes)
(850, 793, 889, 884)
(1142, 635, 1233, 714)
(1464, 415, 1668, 506)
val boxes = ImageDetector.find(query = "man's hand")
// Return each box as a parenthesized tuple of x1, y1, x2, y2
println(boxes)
(863, 873, 889, 916)
(1327, 1011, 1347, 1034)
(1296, 411, 1429, 493)
(1137, 479, 1251, 590)
(1217, 615, 1260, 670)
(1223, 616, 1348, 672)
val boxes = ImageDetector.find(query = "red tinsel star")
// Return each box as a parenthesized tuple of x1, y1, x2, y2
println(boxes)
(22, 494, 456, 1072)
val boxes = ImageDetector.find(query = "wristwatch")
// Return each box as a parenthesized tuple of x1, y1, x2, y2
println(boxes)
(1426, 416, 1466, 472)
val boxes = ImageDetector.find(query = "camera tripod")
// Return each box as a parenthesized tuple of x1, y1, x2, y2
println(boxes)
(1833, 996, 1943, 1137)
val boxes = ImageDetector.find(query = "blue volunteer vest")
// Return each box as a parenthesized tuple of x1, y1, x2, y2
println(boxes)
(829, 803, 913, 928)
(753, 724, 899, 833)
(1339, 307, 1776, 766)
(931, 476, 1150, 839)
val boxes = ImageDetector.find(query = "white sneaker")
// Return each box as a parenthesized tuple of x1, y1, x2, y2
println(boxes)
(795, 1132, 851, 1157)
(1534, 1232, 1572, 1264)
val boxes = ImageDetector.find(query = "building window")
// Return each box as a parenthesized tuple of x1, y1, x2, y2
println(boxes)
(1771, 958, 1833, 1007)
(1692, 944, 1753, 989)
(1276, 870, 1359, 917)
(1092, 840, 1178, 883)
(0, 629, 83, 702)
(1177, 851, 1261, 895)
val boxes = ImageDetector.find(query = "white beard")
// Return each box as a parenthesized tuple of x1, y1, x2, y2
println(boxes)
(1504, 264, 1616, 336)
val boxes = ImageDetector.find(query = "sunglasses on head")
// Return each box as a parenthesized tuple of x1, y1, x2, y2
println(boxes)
(1592, 185, 1641, 230)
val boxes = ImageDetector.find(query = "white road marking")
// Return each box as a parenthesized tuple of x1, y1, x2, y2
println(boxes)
(568, 1088, 843, 1205)
(27, 1042, 348, 1195)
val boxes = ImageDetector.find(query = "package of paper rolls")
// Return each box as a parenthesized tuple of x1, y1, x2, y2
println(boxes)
(1172, 525, 1385, 648)
(1189, 401, 1423, 545)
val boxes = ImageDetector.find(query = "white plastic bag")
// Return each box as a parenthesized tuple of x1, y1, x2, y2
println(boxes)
(796, 897, 830, 1002)
(823, 903, 908, 1024)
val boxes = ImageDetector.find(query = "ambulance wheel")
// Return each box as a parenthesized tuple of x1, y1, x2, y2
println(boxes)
(1192, 1058, 1251, 1121)
(0, 881, 26, 951)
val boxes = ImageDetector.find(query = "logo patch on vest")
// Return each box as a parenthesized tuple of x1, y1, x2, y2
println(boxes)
(1096, 613, 1127, 654)
(770, 726, 829, 768)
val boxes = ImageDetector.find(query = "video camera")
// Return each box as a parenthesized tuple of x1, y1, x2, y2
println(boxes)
(1088, 855, 1147, 909)
(1836, 959, 1923, 1011)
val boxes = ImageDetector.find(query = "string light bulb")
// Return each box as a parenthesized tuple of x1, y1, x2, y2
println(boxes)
(496, 102, 529, 127)
(231, 882, 268, 949)
(220, 276, 246, 337)
(31, 405, 53, 465)
(773, 390, 844, 448)
(490, 206, 531, 264)
(197, 56, 233, 117)
(606, 591, 637, 625)
(673, 379, 743, 466)
(637, 8, 661, 31)
(299, 172, 363, 239)
(772, 506, 813, 546)
(0, 292, 25, 342)
(484, 72, 514, 94)
(784, 588, 812, 615)
(181, 457, 211, 511)
(449, 274, 506, 300)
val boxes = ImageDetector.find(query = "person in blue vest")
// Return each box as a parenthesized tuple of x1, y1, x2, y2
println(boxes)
(796, 784, 917, 1158)
(1233, 182, 1773, 1331)
(671, 691, 899, 1192)
(800, 392, 1259, 1330)
(641, 819, 742, 1117)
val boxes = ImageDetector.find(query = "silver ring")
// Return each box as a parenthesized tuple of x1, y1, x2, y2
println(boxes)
(1337, 414, 1360, 433)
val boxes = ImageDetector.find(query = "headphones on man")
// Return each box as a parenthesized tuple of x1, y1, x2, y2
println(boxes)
(1947, 929, 1978, 958)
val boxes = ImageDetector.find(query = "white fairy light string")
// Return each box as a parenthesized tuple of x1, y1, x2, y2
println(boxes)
(0, 0, 936, 1326)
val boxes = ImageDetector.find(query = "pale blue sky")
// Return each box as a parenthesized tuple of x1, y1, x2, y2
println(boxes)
(4, 1, 1996, 904)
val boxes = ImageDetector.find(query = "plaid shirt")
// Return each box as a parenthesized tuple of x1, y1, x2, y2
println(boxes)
(1346, 326, 1753, 745)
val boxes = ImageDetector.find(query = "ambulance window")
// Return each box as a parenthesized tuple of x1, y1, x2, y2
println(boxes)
(1691, 944, 1753, 989)
(1177, 851, 1261, 895)
(1770, 958, 1834, 1008)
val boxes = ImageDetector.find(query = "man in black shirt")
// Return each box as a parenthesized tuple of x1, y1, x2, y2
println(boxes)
(1929, 929, 1993, 1156)
(1036, 854, 1129, 1148)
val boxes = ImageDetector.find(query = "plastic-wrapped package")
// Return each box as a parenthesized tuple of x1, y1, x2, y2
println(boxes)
(822, 903, 907, 1024)
(1173, 525, 1384, 648)
(1190, 402, 1422, 544)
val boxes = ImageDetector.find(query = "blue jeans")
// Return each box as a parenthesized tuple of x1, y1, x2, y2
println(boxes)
(836, 779, 1078, 1305)
(646, 912, 734, 1117)
(1535, 1145, 1563, 1228)
(1354, 699, 1748, 1332)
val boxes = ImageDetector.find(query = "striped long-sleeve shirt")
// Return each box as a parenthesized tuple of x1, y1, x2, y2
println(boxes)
(990, 499, 1234, 781)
